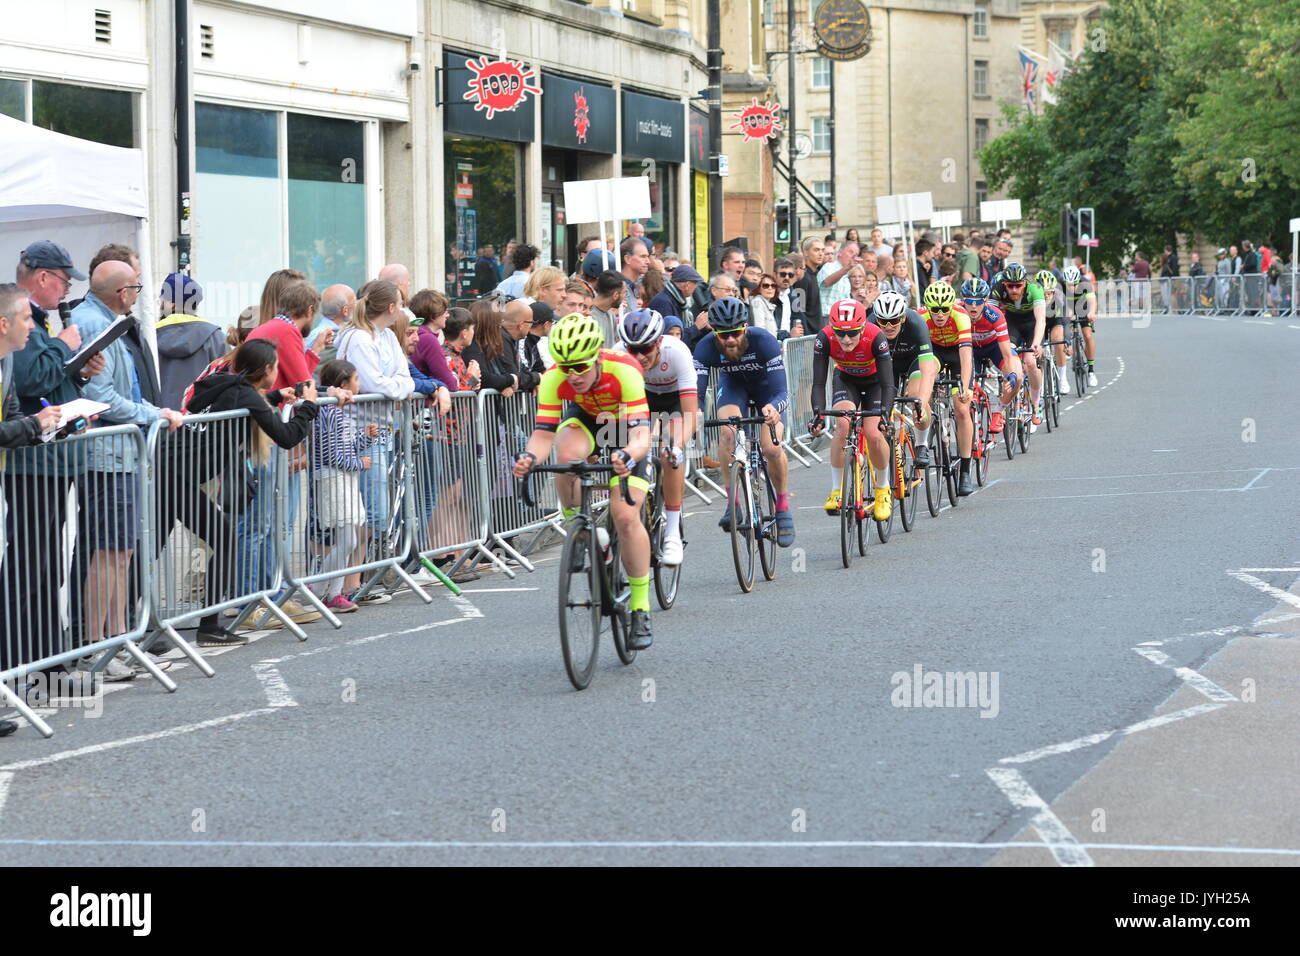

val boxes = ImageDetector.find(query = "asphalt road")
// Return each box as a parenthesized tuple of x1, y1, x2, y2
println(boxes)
(1, 312, 1297, 866)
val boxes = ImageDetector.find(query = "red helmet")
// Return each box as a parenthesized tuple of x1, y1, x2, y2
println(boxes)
(828, 299, 867, 333)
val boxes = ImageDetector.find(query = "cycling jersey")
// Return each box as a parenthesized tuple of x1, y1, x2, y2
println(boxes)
(812, 321, 890, 377)
(1063, 284, 1097, 322)
(921, 305, 973, 348)
(991, 279, 1045, 317)
(694, 326, 789, 414)
(536, 348, 650, 432)
(968, 303, 1009, 348)
(871, 310, 935, 385)
(812, 323, 894, 415)
(637, 334, 697, 397)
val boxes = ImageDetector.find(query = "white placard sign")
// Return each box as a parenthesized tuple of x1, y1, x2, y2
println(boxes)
(876, 191, 934, 225)
(929, 209, 962, 228)
(563, 177, 652, 226)
(979, 199, 1022, 223)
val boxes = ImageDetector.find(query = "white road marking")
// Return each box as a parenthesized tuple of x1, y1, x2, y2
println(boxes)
(993, 465, 1299, 485)
(998, 703, 1226, 766)
(455, 587, 540, 593)
(1289, 325, 1300, 330)
(1238, 468, 1270, 491)
(1207, 315, 1227, 321)
(0, 709, 277, 773)
(1132, 647, 1237, 702)
(994, 485, 1255, 502)
(1243, 320, 1274, 325)
(1152, 449, 1177, 453)
(0, 772, 12, 824)
(984, 768, 1093, 867)
(0, 836, 1296, 856)
(251, 664, 297, 708)
(1226, 570, 1300, 612)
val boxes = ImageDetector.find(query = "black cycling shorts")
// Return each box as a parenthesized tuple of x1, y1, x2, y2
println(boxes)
(831, 369, 884, 415)
(931, 344, 967, 380)
(645, 390, 683, 416)
(558, 403, 652, 491)
(1005, 315, 1037, 348)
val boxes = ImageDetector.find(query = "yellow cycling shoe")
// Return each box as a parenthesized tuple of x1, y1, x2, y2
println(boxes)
(824, 489, 842, 514)
(872, 486, 892, 521)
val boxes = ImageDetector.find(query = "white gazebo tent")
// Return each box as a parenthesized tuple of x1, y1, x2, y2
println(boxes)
(0, 113, 158, 367)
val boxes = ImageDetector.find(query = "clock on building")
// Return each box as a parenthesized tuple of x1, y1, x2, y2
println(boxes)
(812, 0, 872, 61)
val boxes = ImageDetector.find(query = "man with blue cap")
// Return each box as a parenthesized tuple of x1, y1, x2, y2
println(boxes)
(646, 263, 703, 322)
(155, 272, 225, 410)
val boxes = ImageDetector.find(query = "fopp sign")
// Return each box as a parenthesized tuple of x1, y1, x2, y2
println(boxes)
(463, 55, 542, 120)
(730, 98, 782, 142)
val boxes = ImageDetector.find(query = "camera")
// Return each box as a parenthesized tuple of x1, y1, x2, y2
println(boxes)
(294, 381, 308, 397)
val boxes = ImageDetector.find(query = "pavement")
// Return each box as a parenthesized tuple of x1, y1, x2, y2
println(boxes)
(0, 311, 1297, 866)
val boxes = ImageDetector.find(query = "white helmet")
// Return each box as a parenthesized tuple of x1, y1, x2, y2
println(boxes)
(1062, 265, 1082, 284)
(872, 291, 908, 322)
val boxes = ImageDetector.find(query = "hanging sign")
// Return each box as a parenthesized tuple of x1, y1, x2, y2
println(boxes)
(730, 98, 783, 142)
(462, 55, 542, 120)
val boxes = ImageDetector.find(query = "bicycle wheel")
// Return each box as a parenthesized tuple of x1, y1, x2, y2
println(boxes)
(898, 430, 918, 532)
(876, 436, 893, 544)
(1019, 393, 1032, 453)
(1004, 394, 1017, 460)
(653, 511, 683, 610)
(728, 461, 756, 593)
(840, 450, 855, 568)
(558, 520, 601, 690)
(1073, 331, 1088, 396)
(605, 526, 636, 666)
(1042, 363, 1055, 434)
(974, 400, 991, 486)
(943, 408, 960, 507)
(924, 423, 942, 517)
(759, 467, 778, 581)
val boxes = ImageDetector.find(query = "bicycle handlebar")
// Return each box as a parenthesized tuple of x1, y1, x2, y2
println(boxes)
(520, 461, 635, 509)
(703, 415, 779, 444)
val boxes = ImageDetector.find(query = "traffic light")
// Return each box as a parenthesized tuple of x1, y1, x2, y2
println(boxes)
(1076, 207, 1095, 242)
(1061, 203, 1075, 249)
(774, 202, 791, 245)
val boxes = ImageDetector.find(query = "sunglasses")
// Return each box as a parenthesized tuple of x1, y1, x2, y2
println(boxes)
(714, 328, 744, 341)
(778, 271, 795, 278)
(625, 341, 658, 356)
(558, 360, 596, 374)
(928, 305, 951, 313)
(833, 328, 862, 339)
(962, 299, 985, 307)
(1004, 282, 1024, 289)
(876, 317, 904, 327)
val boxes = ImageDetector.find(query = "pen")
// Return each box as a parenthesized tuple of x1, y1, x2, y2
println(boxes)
(39, 398, 51, 408)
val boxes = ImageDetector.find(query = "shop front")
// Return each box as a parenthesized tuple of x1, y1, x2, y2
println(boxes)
(620, 89, 685, 255)
(443, 50, 532, 298)
(540, 73, 616, 274)
(689, 107, 710, 269)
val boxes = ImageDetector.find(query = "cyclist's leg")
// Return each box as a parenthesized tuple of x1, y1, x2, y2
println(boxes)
(714, 402, 742, 496)
(826, 371, 856, 507)
(553, 413, 596, 515)
(759, 414, 789, 497)
(609, 453, 653, 644)
(1050, 316, 1068, 388)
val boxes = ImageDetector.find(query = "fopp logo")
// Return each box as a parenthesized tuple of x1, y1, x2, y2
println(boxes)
(463, 56, 541, 120)
(730, 98, 782, 142)
(574, 87, 590, 143)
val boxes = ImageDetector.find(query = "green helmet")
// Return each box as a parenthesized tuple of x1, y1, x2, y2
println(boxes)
(922, 280, 957, 311)
(548, 313, 604, 365)
(1035, 269, 1058, 292)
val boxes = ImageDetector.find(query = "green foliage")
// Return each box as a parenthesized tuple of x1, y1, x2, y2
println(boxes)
(979, 0, 1300, 270)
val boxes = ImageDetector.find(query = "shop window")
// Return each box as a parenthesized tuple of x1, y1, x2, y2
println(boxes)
(445, 136, 523, 295)
(0, 78, 25, 121)
(622, 158, 673, 252)
(33, 80, 133, 148)
(288, 113, 366, 291)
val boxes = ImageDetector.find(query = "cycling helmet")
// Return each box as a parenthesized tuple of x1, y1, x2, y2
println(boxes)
(1001, 262, 1027, 283)
(828, 299, 868, 332)
(922, 281, 957, 311)
(1035, 269, 1058, 292)
(1062, 265, 1082, 284)
(960, 278, 991, 300)
(618, 308, 664, 348)
(548, 313, 604, 365)
(707, 296, 750, 331)
(872, 291, 908, 322)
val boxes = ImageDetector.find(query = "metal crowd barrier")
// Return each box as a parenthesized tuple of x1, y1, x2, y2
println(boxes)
(780, 334, 823, 466)
(0, 424, 166, 738)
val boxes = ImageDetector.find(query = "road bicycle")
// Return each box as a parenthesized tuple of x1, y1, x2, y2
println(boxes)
(818, 409, 880, 565)
(926, 375, 962, 514)
(703, 414, 778, 593)
(1009, 346, 1037, 456)
(1040, 335, 1060, 433)
(522, 462, 637, 690)
(643, 443, 685, 610)
(1069, 317, 1090, 398)
(968, 370, 994, 487)
(889, 396, 923, 532)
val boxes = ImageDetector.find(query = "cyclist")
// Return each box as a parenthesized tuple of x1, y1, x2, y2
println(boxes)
(990, 262, 1046, 430)
(617, 308, 697, 565)
(808, 299, 895, 519)
(919, 281, 976, 496)
(692, 297, 796, 547)
(1062, 264, 1099, 387)
(961, 278, 1019, 435)
(512, 314, 655, 650)
(870, 291, 937, 469)
(1036, 268, 1070, 396)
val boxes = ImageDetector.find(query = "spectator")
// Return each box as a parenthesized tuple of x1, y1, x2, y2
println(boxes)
(1131, 251, 1151, 279)
(817, 241, 859, 317)
(525, 301, 555, 372)
(434, 308, 480, 573)
(78, 244, 163, 417)
(1188, 251, 1205, 277)
(408, 289, 460, 400)
(500, 240, 519, 279)
(646, 264, 703, 321)
(956, 239, 980, 282)
(500, 298, 541, 393)
(662, 315, 684, 338)
(496, 244, 539, 300)
(620, 237, 651, 303)
(247, 278, 331, 394)
(1241, 240, 1260, 274)
(558, 280, 594, 318)
(875, 254, 894, 283)
(575, 236, 602, 262)
(661, 249, 681, 271)
(522, 266, 566, 308)
(378, 263, 414, 309)
(464, 298, 520, 396)
(590, 270, 626, 339)
(309, 358, 376, 613)
(185, 339, 320, 629)
(473, 244, 499, 295)
(718, 246, 746, 282)
(72, 260, 185, 679)
(850, 266, 880, 309)
(844, 228, 861, 246)
(749, 273, 781, 336)
(913, 239, 938, 297)
(869, 228, 893, 259)
(772, 257, 806, 337)
(1160, 245, 1180, 278)
(639, 268, 666, 309)
(688, 273, 743, 349)
(335, 280, 415, 577)
(989, 238, 1011, 275)
(1228, 244, 1242, 274)
(938, 258, 959, 284)
(883, 257, 914, 304)
(625, 221, 654, 254)
(156, 273, 224, 411)
(577, 248, 610, 297)
(306, 283, 356, 365)
(1259, 243, 1272, 274)
(823, 237, 839, 260)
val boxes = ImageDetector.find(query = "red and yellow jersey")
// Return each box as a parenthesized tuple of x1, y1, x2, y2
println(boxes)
(921, 305, 972, 348)
(536, 349, 649, 432)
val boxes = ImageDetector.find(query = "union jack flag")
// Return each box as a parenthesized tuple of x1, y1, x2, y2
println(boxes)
(1019, 48, 1041, 111)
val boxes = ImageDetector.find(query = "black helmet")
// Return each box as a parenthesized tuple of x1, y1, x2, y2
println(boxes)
(707, 296, 749, 331)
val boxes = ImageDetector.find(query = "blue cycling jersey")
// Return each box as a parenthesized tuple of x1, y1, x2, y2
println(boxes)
(693, 326, 790, 414)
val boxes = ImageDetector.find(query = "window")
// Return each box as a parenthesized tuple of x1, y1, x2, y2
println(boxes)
(974, 5, 988, 39)
(0, 78, 25, 121)
(33, 81, 134, 148)
(446, 137, 524, 295)
(813, 181, 834, 212)
(811, 56, 831, 90)
(622, 157, 674, 250)
(973, 60, 989, 98)
(975, 181, 988, 206)
(974, 118, 989, 151)
(812, 115, 831, 153)
(288, 113, 366, 290)
(1054, 27, 1073, 53)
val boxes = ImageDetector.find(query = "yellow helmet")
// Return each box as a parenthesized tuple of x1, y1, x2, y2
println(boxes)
(548, 313, 604, 365)
(923, 281, 957, 311)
